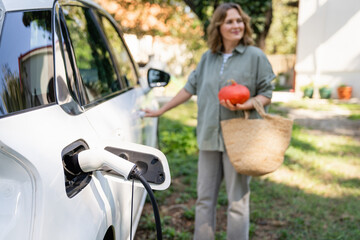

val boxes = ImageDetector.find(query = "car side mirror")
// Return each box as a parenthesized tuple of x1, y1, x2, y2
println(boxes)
(147, 68, 170, 88)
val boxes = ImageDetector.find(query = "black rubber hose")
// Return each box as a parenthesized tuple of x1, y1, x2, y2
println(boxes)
(130, 169, 162, 240)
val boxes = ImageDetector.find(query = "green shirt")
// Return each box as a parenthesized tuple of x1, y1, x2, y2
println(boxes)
(184, 44, 275, 151)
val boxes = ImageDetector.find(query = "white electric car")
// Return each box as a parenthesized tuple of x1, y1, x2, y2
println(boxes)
(0, 0, 171, 239)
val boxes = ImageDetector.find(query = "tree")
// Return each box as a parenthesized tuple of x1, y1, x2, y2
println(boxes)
(182, 0, 273, 49)
(265, 0, 298, 54)
(95, 0, 199, 38)
(95, 0, 278, 74)
(95, 0, 207, 72)
(98, 0, 273, 49)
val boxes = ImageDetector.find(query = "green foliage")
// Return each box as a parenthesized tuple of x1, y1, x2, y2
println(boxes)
(183, 206, 196, 220)
(1, 64, 25, 112)
(162, 227, 177, 238)
(337, 103, 360, 111)
(265, 0, 298, 54)
(348, 114, 360, 120)
(273, 99, 360, 113)
(96, 0, 207, 75)
(159, 122, 197, 156)
(184, 0, 272, 46)
(22, 11, 52, 33)
(249, 223, 256, 238)
(139, 213, 157, 230)
(215, 231, 226, 239)
(158, 101, 198, 159)
(217, 184, 228, 206)
(175, 192, 192, 204)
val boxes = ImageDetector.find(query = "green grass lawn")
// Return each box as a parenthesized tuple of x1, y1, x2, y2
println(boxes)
(136, 99, 360, 240)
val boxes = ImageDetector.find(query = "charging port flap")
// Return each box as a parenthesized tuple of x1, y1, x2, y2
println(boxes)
(62, 140, 92, 198)
(105, 146, 165, 184)
(101, 141, 171, 191)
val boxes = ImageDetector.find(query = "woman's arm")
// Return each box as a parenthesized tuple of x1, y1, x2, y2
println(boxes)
(219, 94, 271, 111)
(144, 88, 193, 117)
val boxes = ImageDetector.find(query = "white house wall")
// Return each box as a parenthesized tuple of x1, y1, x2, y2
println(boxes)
(295, 0, 360, 98)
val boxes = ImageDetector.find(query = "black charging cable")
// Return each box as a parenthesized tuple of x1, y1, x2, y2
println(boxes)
(129, 168, 162, 240)
(130, 178, 135, 240)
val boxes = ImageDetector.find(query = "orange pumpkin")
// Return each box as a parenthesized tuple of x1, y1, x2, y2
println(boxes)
(218, 80, 250, 104)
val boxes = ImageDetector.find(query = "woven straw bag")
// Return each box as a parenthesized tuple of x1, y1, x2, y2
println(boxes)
(221, 98, 293, 176)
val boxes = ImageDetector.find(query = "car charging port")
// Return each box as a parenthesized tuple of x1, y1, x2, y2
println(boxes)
(61, 140, 92, 198)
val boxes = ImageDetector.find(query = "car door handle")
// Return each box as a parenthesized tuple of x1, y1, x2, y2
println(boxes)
(136, 110, 146, 118)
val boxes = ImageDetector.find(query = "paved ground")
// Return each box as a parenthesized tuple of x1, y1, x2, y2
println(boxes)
(272, 92, 360, 139)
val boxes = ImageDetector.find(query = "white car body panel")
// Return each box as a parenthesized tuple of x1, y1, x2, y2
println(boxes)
(0, 0, 171, 239)
(0, 106, 106, 239)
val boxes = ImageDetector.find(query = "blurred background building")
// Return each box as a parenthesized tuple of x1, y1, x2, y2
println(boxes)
(295, 0, 360, 98)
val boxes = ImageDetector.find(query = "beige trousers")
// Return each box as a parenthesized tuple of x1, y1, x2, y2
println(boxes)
(193, 150, 251, 240)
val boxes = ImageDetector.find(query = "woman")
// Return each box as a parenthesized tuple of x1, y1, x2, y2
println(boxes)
(145, 2, 275, 240)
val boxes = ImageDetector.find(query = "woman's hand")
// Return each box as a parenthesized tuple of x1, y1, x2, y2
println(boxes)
(143, 109, 164, 117)
(219, 95, 271, 111)
(220, 99, 252, 111)
(143, 88, 193, 118)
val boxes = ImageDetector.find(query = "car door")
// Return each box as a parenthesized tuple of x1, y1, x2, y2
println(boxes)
(60, 3, 157, 144)
(58, 3, 159, 238)
(0, 6, 117, 239)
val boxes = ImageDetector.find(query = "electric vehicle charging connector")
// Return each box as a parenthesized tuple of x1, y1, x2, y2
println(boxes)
(66, 148, 163, 240)
(75, 149, 136, 179)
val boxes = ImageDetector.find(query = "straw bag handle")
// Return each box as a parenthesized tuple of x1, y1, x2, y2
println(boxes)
(244, 98, 268, 119)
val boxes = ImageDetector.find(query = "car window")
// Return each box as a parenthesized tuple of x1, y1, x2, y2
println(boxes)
(0, 10, 54, 117)
(55, 8, 81, 105)
(62, 5, 121, 104)
(96, 14, 138, 88)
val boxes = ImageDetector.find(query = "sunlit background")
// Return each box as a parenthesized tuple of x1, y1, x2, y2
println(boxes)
(95, 0, 360, 100)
